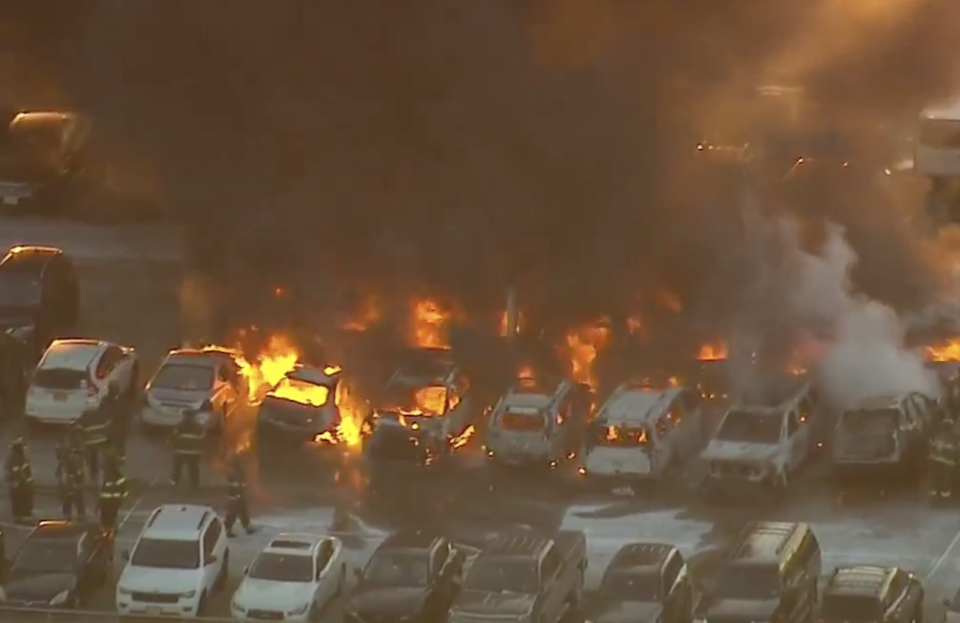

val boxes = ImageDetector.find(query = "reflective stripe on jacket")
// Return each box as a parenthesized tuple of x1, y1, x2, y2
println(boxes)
(5, 459, 32, 486)
(173, 424, 205, 455)
(227, 473, 247, 501)
(100, 476, 128, 500)
(930, 437, 959, 465)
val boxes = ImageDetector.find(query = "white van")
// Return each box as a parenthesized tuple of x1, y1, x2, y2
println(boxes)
(580, 385, 703, 492)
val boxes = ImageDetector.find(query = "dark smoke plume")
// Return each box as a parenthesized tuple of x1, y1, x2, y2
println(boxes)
(15, 0, 960, 361)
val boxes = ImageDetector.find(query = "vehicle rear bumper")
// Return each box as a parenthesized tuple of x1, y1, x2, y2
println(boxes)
(141, 407, 218, 430)
(24, 407, 83, 424)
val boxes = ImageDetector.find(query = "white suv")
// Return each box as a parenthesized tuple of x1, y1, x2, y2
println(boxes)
(116, 504, 230, 618)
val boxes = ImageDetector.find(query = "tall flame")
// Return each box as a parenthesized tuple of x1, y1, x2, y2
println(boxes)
(409, 299, 451, 349)
(237, 334, 300, 403)
(563, 323, 610, 388)
(697, 342, 728, 361)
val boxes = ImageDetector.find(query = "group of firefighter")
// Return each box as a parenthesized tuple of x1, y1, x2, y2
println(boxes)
(3, 384, 255, 536)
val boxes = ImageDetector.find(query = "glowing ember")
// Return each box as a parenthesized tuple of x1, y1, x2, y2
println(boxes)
(626, 314, 644, 334)
(563, 323, 610, 388)
(518, 365, 536, 379)
(341, 293, 381, 331)
(399, 386, 447, 417)
(499, 310, 524, 337)
(410, 299, 451, 349)
(269, 378, 330, 407)
(605, 426, 619, 442)
(697, 342, 728, 361)
(927, 339, 960, 362)
(237, 334, 300, 403)
(450, 425, 476, 449)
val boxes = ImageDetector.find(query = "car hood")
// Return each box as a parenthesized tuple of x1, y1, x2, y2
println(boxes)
(234, 578, 316, 609)
(591, 601, 663, 623)
(3, 569, 75, 602)
(703, 598, 779, 619)
(701, 441, 777, 463)
(118, 567, 200, 595)
(453, 589, 538, 617)
(349, 586, 428, 617)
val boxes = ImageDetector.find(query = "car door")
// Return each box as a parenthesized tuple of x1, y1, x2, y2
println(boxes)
(201, 520, 223, 589)
(94, 347, 122, 394)
(103, 345, 132, 392)
(314, 540, 335, 604)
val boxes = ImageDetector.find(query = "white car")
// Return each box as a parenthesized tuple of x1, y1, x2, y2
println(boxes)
(116, 504, 230, 618)
(231, 533, 346, 622)
(25, 338, 139, 425)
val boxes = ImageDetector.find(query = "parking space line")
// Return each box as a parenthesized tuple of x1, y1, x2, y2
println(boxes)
(119, 472, 164, 530)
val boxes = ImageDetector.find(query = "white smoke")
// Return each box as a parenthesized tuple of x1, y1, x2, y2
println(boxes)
(785, 221, 940, 408)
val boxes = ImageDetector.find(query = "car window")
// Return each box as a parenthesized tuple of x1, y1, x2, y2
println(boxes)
(203, 519, 222, 559)
(786, 410, 799, 437)
(315, 540, 333, 576)
(95, 346, 121, 379)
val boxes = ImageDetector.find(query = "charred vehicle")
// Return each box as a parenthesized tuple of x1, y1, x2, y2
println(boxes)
(256, 364, 345, 448)
(0, 245, 79, 358)
(700, 377, 826, 499)
(368, 348, 477, 453)
(831, 392, 933, 489)
(449, 530, 587, 623)
(345, 530, 464, 623)
(696, 522, 821, 623)
(0, 111, 93, 215)
(581, 384, 703, 493)
(591, 543, 694, 623)
(484, 371, 592, 467)
(822, 566, 923, 623)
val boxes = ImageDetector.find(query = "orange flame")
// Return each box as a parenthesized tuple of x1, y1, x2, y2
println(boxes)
(927, 339, 960, 362)
(563, 323, 610, 388)
(313, 379, 372, 451)
(499, 310, 525, 337)
(517, 365, 536, 379)
(270, 379, 330, 407)
(450, 425, 476, 449)
(237, 334, 300, 403)
(697, 342, 728, 361)
(409, 299, 451, 349)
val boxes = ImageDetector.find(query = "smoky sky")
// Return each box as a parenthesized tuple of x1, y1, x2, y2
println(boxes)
(17, 0, 960, 344)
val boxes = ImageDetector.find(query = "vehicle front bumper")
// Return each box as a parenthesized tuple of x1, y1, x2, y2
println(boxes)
(141, 406, 217, 430)
(116, 596, 201, 618)
(232, 603, 311, 622)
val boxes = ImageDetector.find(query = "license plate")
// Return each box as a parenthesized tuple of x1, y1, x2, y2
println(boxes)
(3, 196, 18, 205)
(146, 607, 162, 615)
(53, 393, 68, 402)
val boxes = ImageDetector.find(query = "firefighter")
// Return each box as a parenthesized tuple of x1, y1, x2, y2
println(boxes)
(4, 437, 33, 521)
(65, 422, 87, 483)
(224, 455, 255, 537)
(55, 441, 85, 519)
(78, 404, 110, 479)
(171, 409, 204, 488)
(98, 453, 127, 532)
(929, 419, 960, 501)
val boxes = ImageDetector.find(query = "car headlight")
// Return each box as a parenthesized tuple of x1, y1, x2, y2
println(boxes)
(117, 586, 132, 596)
(181, 590, 197, 599)
(49, 590, 70, 605)
(289, 602, 310, 615)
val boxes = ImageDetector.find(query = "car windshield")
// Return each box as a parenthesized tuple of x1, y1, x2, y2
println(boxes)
(466, 559, 538, 594)
(269, 377, 330, 407)
(821, 595, 882, 622)
(599, 570, 661, 601)
(131, 538, 200, 570)
(594, 423, 650, 447)
(716, 411, 782, 444)
(249, 552, 314, 583)
(497, 410, 546, 432)
(12, 537, 77, 573)
(840, 408, 898, 435)
(33, 367, 87, 390)
(364, 553, 430, 587)
(715, 564, 782, 600)
(152, 364, 214, 391)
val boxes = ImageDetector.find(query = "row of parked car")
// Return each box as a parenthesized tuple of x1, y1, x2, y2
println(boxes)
(3, 514, 945, 623)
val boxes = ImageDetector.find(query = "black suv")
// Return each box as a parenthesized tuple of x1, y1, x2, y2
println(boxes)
(592, 543, 694, 623)
(821, 566, 923, 623)
(0, 245, 79, 358)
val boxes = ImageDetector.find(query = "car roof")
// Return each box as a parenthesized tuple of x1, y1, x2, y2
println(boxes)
(730, 521, 808, 564)
(41, 339, 106, 370)
(826, 566, 896, 597)
(164, 350, 224, 368)
(598, 386, 681, 425)
(483, 531, 549, 558)
(609, 543, 675, 571)
(286, 364, 340, 386)
(264, 533, 325, 555)
(11, 111, 76, 126)
(143, 505, 215, 540)
(732, 376, 809, 410)
(379, 529, 442, 552)
(0, 245, 63, 272)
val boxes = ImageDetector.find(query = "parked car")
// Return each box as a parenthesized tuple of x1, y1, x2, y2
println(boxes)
(141, 346, 245, 433)
(591, 543, 695, 623)
(25, 338, 138, 425)
(823, 566, 923, 623)
(0, 245, 79, 357)
(116, 504, 230, 618)
(256, 364, 345, 447)
(231, 533, 346, 622)
(0, 520, 113, 608)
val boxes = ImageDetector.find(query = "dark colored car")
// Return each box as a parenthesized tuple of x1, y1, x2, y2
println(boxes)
(823, 566, 923, 623)
(0, 520, 113, 608)
(0, 111, 93, 216)
(345, 530, 464, 623)
(0, 245, 79, 358)
(591, 543, 694, 623)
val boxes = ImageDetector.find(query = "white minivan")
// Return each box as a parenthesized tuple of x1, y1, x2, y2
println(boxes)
(116, 504, 230, 618)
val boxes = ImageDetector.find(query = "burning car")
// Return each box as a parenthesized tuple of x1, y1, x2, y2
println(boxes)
(484, 370, 592, 468)
(255, 364, 345, 448)
(700, 376, 826, 500)
(579, 383, 703, 494)
(367, 348, 478, 451)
